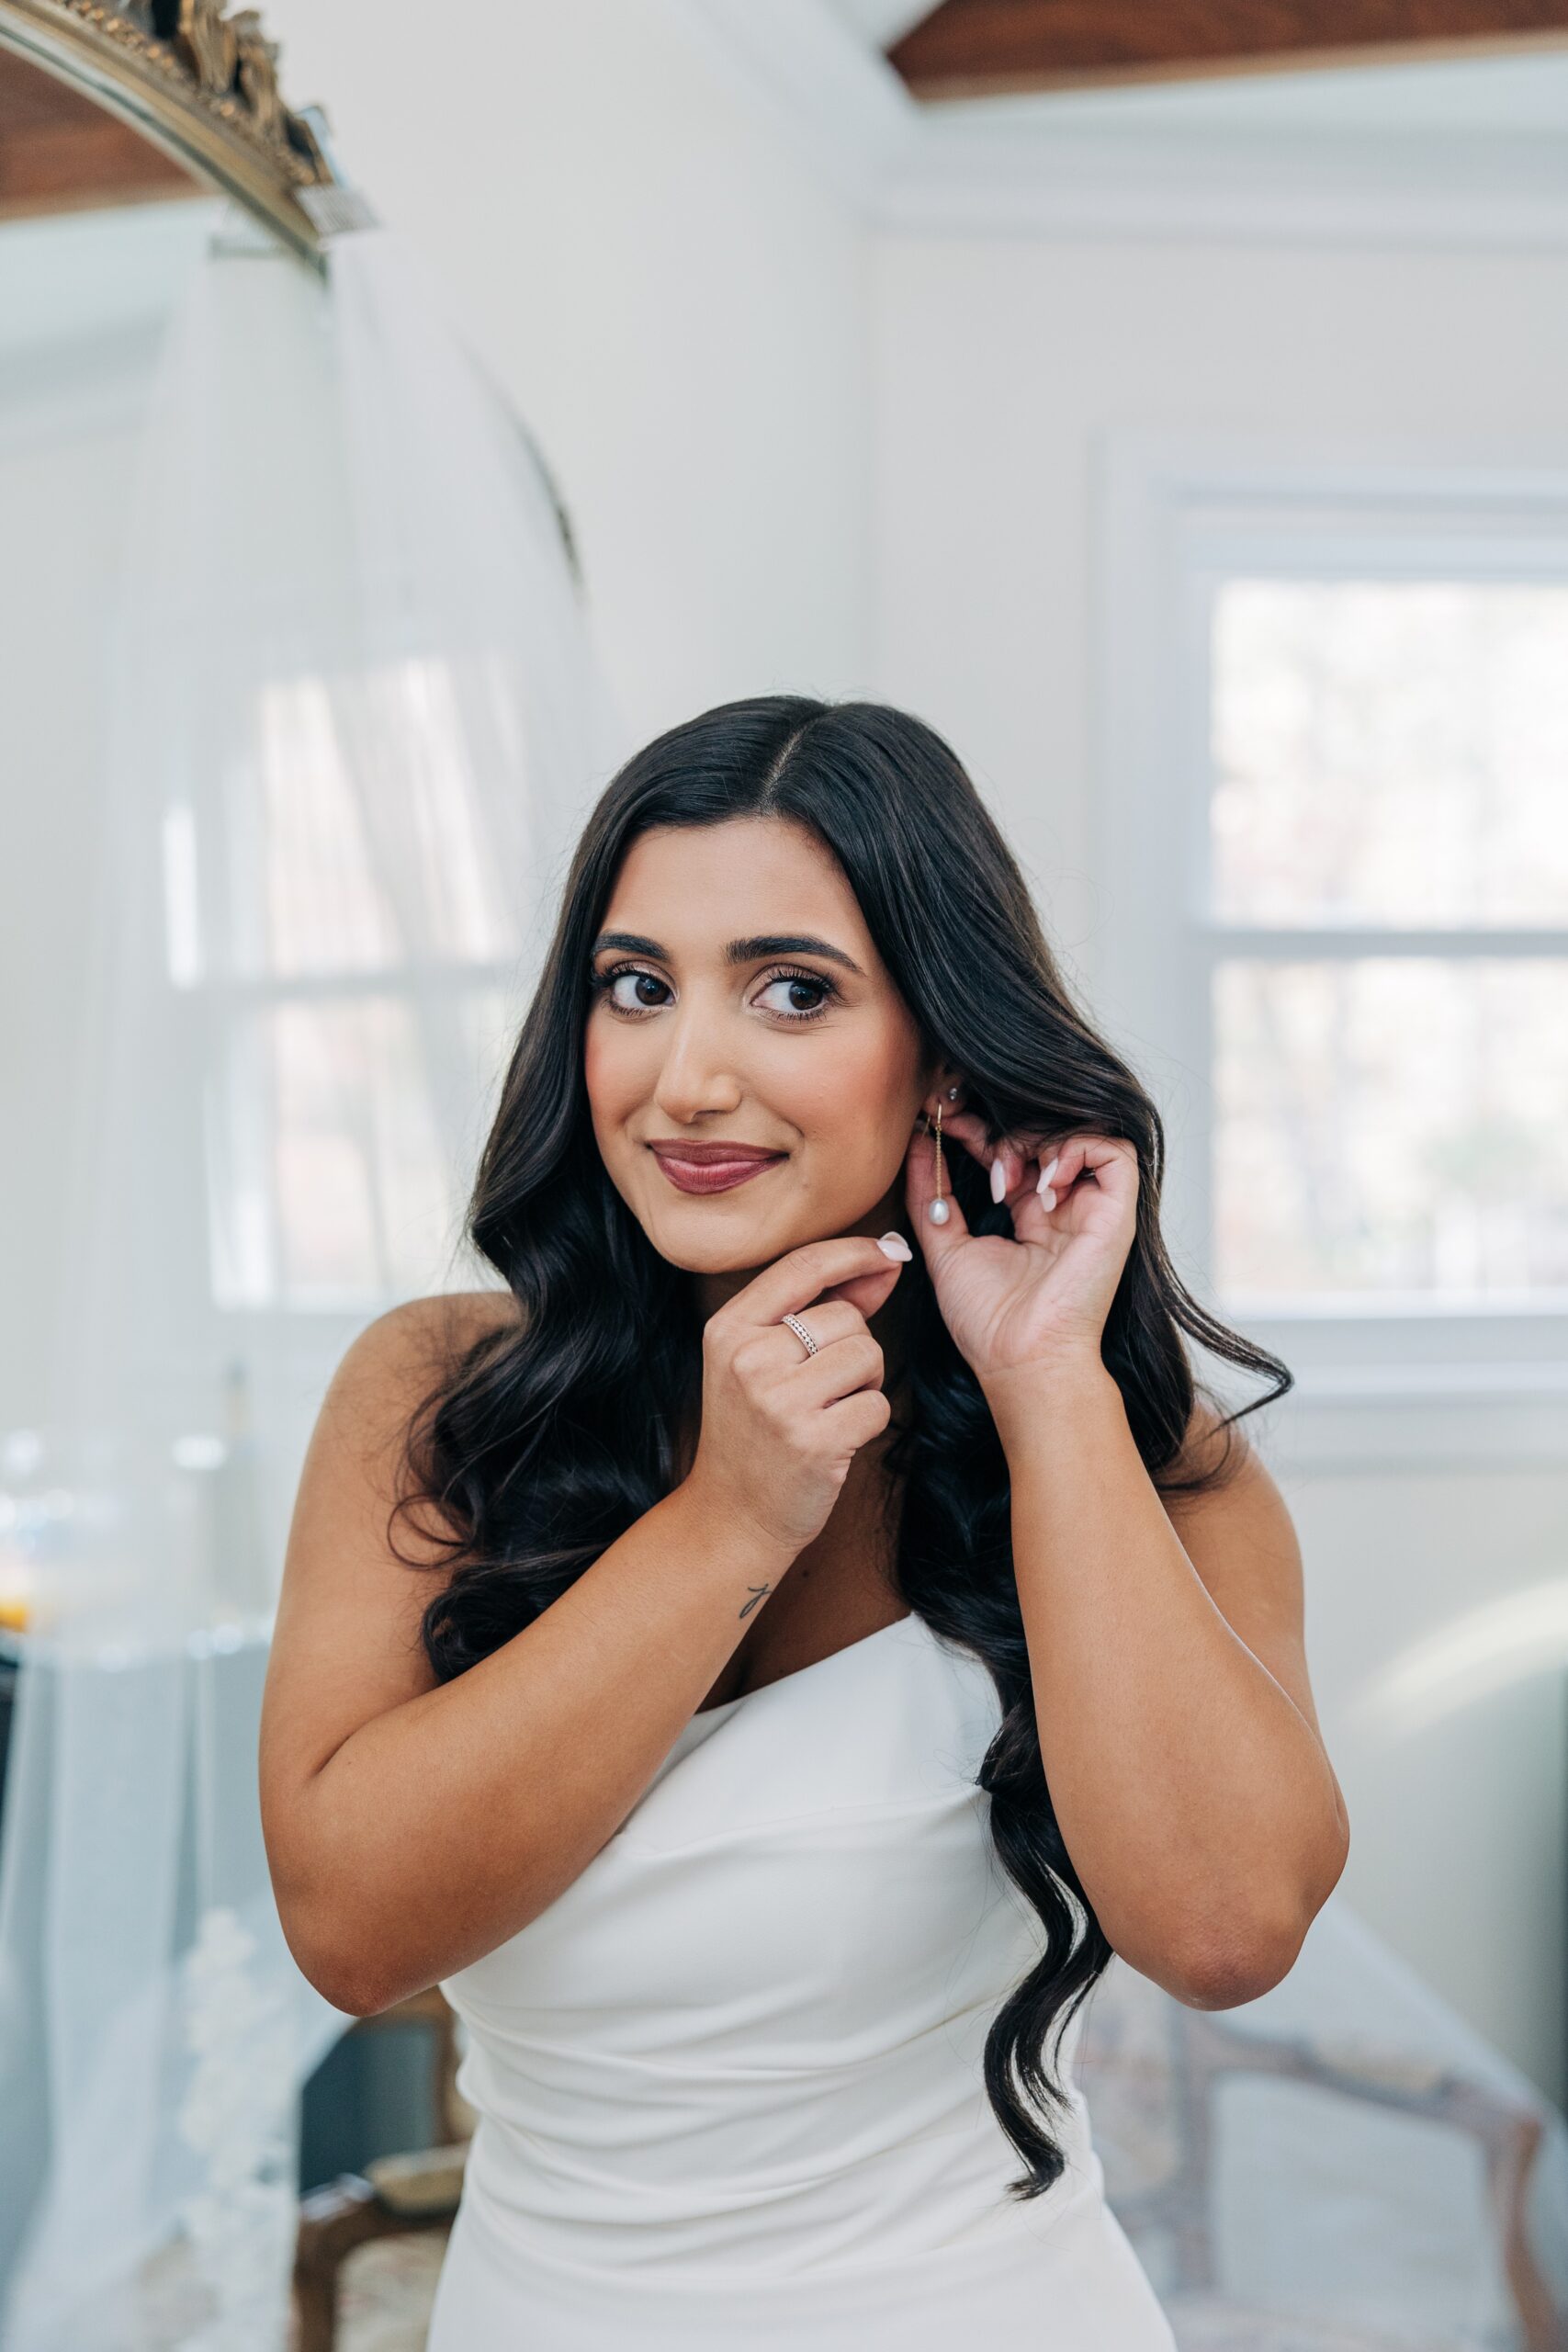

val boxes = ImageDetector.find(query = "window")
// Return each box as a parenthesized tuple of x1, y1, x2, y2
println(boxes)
(169, 654, 528, 1319)
(1099, 446, 1568, 1458)
(1211, 579, 1568, 1309)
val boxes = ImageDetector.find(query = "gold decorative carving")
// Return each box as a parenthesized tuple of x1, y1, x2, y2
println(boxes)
(232, 11, 285, 144)
(0, 0, 338, 259)
(175, 0, 236, 97)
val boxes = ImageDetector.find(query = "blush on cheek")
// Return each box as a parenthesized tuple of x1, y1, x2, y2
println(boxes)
(829, 1074, 913, 1153)
(582, 1026, 634, 1123)
(792, 1043, 904, 1125)
(582, 1022, 609, 1096)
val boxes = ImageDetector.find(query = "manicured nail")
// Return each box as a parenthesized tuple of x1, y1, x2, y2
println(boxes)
(1037, 1157, 1059, 1193)
(989, 1155, 1008, 1204)
(1039, 1187, 1057, 1212)
(876, 1231, 912, 1261)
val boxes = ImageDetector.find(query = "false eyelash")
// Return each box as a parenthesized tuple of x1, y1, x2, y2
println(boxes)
(588, 961, 840, 1023)
(754, 964, 840, 1021)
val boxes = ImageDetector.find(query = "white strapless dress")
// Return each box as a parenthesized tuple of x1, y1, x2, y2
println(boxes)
(426, 1607, 1175, 2348)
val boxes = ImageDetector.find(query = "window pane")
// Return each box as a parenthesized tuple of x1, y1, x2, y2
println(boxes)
(217, 658, 528, 978)
(1212, 581, 1568, 925)
(209, 986, 516, 1310)
(1213, 958, 1568, 1302)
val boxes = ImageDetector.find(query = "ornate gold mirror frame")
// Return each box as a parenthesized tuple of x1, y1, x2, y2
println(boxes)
(0, 0, 355, 267)
(0, 0, 584, 571)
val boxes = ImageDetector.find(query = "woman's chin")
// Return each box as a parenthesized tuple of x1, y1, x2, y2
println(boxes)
(639, 1197, 835, 1275)
(634, 1198, 767, 1266)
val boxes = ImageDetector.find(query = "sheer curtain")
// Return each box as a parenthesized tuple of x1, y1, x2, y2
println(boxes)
(0, 202, 626, 2349)
(1081, 1893, 1568, 2345)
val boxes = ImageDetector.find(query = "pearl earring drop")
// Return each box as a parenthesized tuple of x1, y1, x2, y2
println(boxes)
(928, 1097, 951, 1225)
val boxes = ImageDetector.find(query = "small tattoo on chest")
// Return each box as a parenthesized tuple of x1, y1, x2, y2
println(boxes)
(739, 1583, 773, 1620)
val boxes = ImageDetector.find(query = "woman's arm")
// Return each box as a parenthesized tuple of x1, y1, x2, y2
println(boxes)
(983, 1365, 1348, 2010)
(260, 1295, 798, 2018)
(903, 1114, 1348, 2012)
(260, 1232, 904, 2020)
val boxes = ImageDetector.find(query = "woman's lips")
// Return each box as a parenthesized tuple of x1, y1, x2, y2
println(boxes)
(649, 1146, 786, 1195)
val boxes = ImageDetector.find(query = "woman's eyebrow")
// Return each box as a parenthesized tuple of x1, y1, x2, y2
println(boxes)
(591, 931, 866, 978)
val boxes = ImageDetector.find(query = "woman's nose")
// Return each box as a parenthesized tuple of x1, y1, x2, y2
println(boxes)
(651, 1018, 744, 1122)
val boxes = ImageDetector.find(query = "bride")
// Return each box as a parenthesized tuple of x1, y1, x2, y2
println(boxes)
(260, 694, 1348, 2348)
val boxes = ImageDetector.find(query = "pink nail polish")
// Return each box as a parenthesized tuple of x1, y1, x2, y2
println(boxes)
(1037, 1157, 1059, 1193)
(989, 1157, 1008, 1204)
(1039, 1187, 1057, 1212)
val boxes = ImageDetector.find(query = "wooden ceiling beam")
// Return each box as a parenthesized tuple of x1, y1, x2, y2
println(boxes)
(888, 0, 1568, 97)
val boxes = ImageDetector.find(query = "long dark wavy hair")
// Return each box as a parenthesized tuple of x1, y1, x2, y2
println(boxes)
(391, 695, 1291, 2198)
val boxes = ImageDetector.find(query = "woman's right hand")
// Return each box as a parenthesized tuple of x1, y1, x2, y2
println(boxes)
(685, 1234, 910, 1559)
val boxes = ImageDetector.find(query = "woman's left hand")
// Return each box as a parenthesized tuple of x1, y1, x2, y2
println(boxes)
(904, 1113, 1139, 1392)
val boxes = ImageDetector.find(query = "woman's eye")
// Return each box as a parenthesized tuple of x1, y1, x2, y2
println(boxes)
(755, 971, 833, 1021)
(605, 968, 670, 1012)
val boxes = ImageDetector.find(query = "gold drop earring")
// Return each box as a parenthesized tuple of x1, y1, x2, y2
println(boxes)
(928, 1086, 957, 1226)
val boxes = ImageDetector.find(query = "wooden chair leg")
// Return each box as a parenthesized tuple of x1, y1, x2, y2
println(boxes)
(292, 1990, 470, 2352)
(293, 2175, 441, 2352)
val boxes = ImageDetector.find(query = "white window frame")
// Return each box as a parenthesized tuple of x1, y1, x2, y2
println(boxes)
(1095, 433, 1568, 1467)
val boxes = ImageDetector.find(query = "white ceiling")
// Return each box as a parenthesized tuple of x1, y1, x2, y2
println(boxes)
(685, 2, 1568, 243)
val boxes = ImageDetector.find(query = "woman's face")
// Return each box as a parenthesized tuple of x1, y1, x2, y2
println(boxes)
(584, 816, 940, 1274)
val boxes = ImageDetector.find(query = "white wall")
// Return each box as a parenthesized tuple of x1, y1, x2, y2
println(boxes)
(265, 0, 874, 741)
(1292, 1464, 1566, 2105)
(868, 227, 1568, 2101)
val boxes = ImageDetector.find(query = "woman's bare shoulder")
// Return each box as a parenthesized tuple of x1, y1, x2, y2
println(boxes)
(330, 1286, 525, 1411)
(359, 1284, 525, 1363)
(278, 1288, 526, 1606)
